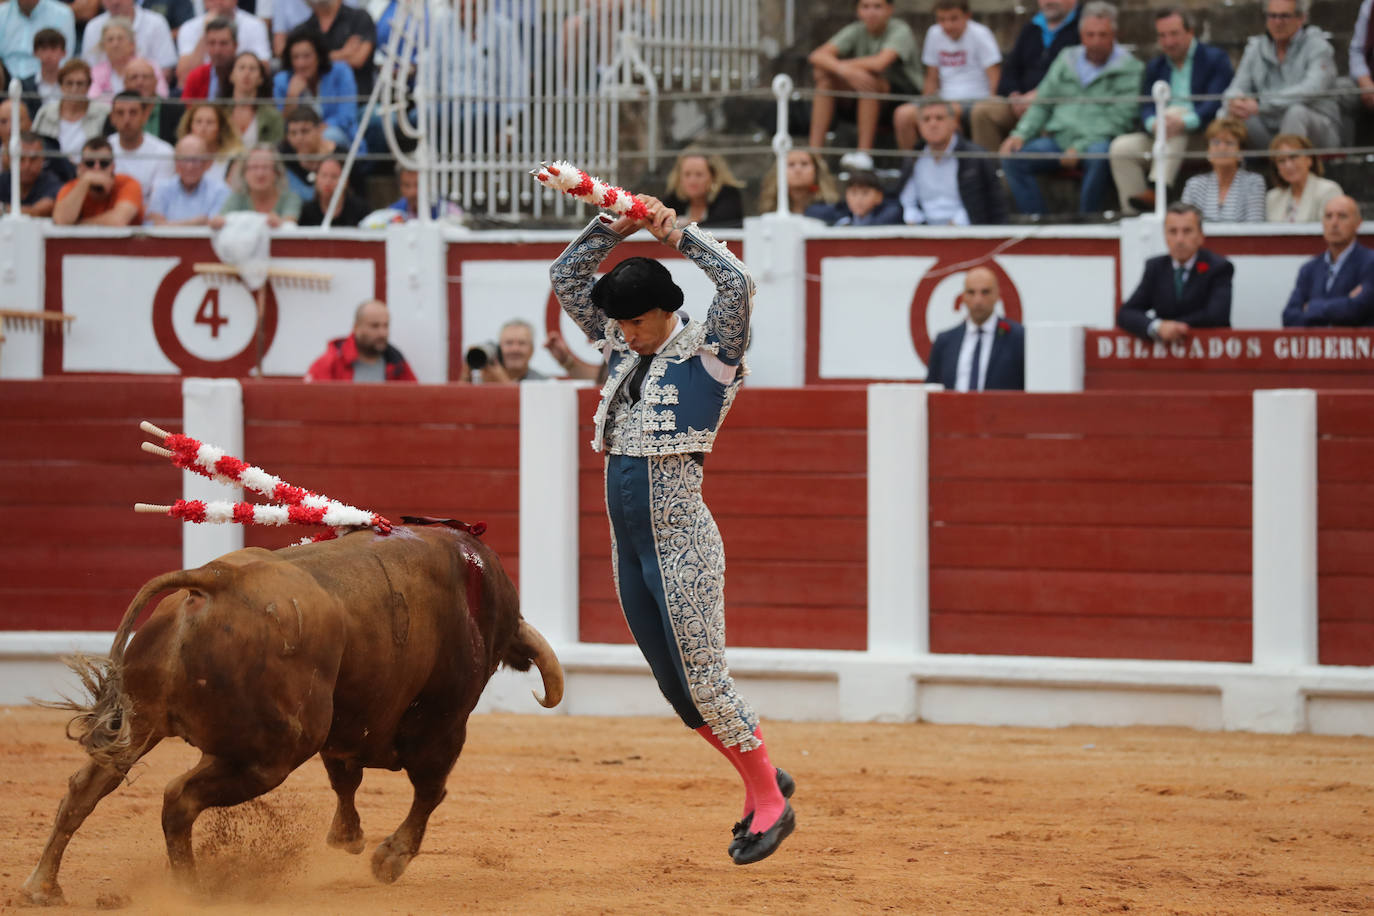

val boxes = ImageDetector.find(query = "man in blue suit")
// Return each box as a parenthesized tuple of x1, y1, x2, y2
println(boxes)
(924, 266, 1025, 391)
(1108, 7, 1234, 214)
(1283, 195, 1374, 327)
(1118, 202, 1233, 340)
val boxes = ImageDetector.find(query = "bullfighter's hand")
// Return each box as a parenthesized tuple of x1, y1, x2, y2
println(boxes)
(608, 195, 651, 236)
(645, 200, 682, 247)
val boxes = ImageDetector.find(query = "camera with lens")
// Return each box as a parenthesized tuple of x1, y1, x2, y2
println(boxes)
(465, 341, 501, 370)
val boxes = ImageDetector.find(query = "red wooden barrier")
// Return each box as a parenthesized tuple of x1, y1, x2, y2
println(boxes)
(1085, 329, 1374, 391)
(0, 378, 182, 630)
(928, 392, 1254, 661)
(241, 383, 522, 582)
(1316, 393, 1374, 666)
(576, 386, 869, 650)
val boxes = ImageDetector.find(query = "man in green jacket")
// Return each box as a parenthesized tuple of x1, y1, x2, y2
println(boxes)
(999, 0, 1142, 215)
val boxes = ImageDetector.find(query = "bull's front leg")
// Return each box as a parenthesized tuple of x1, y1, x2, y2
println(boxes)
(22, 760, 127, 906)
(370, 771, 448, 884)
(322, 756, 366, 854)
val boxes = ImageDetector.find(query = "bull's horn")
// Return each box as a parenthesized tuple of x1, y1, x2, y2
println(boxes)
(519, 620, 564, 709)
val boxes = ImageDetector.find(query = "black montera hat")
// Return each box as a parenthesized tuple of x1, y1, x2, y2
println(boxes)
(591, 257, 684, 320)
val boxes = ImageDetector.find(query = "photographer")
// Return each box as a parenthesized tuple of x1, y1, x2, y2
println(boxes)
(461, 319, 548, 383)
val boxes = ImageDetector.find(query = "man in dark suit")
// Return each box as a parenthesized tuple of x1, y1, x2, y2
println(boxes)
(1283, 195, 1374, 327)
(1108, 7, 1233, 214)
(925, 266, 1026, 391)
(1118, 201, 1233, 341)
(896, 99, 1007, 225)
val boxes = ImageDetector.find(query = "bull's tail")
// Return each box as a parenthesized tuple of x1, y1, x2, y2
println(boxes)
(35, 568, 221, 770)
(504, 620, 565, 709)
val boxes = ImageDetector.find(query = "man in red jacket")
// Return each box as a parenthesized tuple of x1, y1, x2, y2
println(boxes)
(179, 16, 236, 100)
(304, 299, 418, 382)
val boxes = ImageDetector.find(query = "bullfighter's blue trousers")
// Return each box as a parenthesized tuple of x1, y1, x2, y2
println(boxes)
(604, 452, 761, 750)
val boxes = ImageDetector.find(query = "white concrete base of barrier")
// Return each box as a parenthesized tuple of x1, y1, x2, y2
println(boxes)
(7, 634, 1372, 735)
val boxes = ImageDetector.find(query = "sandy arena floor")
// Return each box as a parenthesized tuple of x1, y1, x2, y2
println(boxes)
(0, 706, 1370, 914)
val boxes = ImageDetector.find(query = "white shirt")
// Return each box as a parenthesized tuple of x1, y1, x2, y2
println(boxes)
(177, 9, 272, 64)
(58, 118, 88, 160)
(921, 20, 1001, 101)
(954, 314, 998, 392)
(83, 7, 178, 71)
(110, 131, 176, 206)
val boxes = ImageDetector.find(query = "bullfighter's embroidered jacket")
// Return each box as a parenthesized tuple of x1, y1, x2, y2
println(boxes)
(550, 216, 755, 456)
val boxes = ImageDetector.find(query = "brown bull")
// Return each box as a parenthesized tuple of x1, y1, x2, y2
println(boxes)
(22, 523, 563, 906)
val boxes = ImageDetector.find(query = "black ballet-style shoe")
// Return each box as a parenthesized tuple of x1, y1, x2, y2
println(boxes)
(728, 768, 796, 856)
(730, 801, 796, 866)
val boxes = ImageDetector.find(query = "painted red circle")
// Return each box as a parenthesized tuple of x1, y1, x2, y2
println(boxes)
(151, 260, 280, 376)
(909, 258, 1022, 363)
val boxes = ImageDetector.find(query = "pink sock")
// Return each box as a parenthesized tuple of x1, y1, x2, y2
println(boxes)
(726, 728, 786, 833)
(695, 725, 754, 819)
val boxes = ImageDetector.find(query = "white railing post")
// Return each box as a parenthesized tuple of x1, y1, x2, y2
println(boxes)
(866, 383, 935, 656)
(1151, 80, 1170, 220)
(518, 381, 582, 646)
(1025, 322, 1085, 392)
(181, 378, 244, 570)
(7, 79, 20, 218)
(1252, 389, 1318, 668)
(771, 73, 793, 214)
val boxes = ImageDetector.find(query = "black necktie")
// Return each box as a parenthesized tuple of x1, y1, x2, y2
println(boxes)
(969, 328, 985, 392)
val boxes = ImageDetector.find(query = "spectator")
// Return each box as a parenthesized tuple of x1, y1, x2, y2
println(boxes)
(1224, 0, 1340, 151)
(924, 266, 1025, 391)
(120, 58, 174, 143)
(437, 0, 528, 146)
(19, 28, 71, 117)
(33, 59, 111, 162)
(386, 166, 460, 221)
(176, 0, 270, 85)
(1267, 133, 1343, 222)
(89, 19, 168, 100)
(143, 0, 194, 35)
(146, 134, 230, 225)
(897, 98, 1007, 225)
(304, 0, 377, 103)
(661, 151, 745, 229)
(107, 88, 172, 206)
(831, 169, 902, 226)
(969, 0, 1080, 153)
(52, 135, 143, 224)
(179, 16, 240, 100)
(297, 154, 368, 226)
(0, 131, 64, 217)
(278, 104, 338, 202)
(999, 1, 1141, 216)
(461, 319, 549, 383)
(273, 0, 369, 58)
(1180, 117, 1266, 222)
(1117, 202, 1233, 341)
(273, 25, 359, 148)
(806, 0, 922, 172)
(221, 51, 285, 148)
(176, 102, 243, 185)
(894, 0, 1000, 148)
(0, 0, 77, 84)
(215, 142, 301, 226)
(1282, 196, 1374, 326)
(81, 0, 177, 79)
(1108, 7, 1234, 215)
(756, 149, 840, 219)
(1352, 0, 1374, 110)
(0, 98, 71, 184)
(304, 298, 418, 381)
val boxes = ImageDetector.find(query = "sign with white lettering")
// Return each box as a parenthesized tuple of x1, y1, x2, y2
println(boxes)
(1085, 330, 1374, 389)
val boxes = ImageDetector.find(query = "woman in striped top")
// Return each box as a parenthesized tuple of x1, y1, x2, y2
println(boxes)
(1181, 117, 1267, 222)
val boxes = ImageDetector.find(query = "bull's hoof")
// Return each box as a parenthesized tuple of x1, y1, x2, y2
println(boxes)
(327, 828, 366, 855)
(369, 839, 412, 884)
(18, 880, 66, 907)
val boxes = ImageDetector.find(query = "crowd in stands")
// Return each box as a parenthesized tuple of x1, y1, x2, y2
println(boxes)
(0, 0, 1371, 233)
(0, 0, 424, 227)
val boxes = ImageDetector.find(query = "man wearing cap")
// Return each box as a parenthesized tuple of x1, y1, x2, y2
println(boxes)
(550, 196, 797, 868)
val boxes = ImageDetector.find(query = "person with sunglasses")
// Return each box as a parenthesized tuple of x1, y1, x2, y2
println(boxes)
(1222, 0, 1340, 152)
(52, 136, 143, 225)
